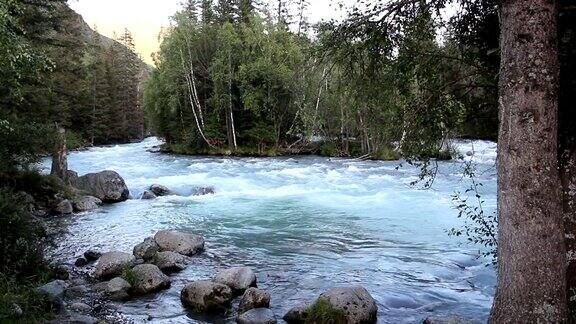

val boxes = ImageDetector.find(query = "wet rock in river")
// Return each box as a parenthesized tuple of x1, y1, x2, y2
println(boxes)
(95, 277, 132, 301)
(84, 250, 101, 261)
(239, 288, 271, 314)
(192, 186, 216, 196)
(154, 230, 205, 256)
(180, 280, 233, 314)
(237, 308, 277, 324)
(311, 286, 377, 324)
(423, 316, 478, 324)
(73, 196, 102, 212)
(154, 251, 186, 272)
(131, 264, 171, 295)
(74, 170, 129, 203)
(75, 257, 88, 267)
(93, 251, 135, 279)
(282, 303, 310, 323)
(140, 190, 156, 200)
(133, 237, 159, 260)
(150, 184, 172, 196)
(214, 267, 257, 294)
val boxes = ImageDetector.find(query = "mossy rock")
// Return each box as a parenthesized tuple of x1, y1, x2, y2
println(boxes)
(305, 298, 346, 324)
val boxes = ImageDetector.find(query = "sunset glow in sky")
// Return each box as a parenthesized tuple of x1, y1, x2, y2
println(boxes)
(68, 0, 349, 65)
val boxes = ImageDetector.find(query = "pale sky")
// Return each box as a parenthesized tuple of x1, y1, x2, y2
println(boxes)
(68, 0, 351, 65)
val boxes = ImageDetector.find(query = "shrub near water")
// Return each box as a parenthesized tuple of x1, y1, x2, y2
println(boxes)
(0, 189, 52, 322)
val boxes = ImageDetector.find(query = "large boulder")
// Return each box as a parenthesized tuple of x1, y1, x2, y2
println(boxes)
(312, 286, 377, 324)
(131, 264, 171, 294)
(54, 199, 73, 214)
(93, 252, 135, 279)
(150, 184, 172, 196)
(133, 237, 160, 260)
(283, 303, 311, 323)
(154, 251, 186, 272)
(180, 280, 233, 313)
(239, 288, 271, 314)
(74, 171, 129, 203)
(95, 277, 131, 301)
(154, 230, 205, 256)
(38, 280, 67, 307)
(73, 196, 102, 212)
(214, 267, 257, 294)
(236, 308, 277, 324)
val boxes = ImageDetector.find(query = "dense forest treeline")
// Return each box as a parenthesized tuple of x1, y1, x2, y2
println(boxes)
(1, 0, 148, 172)
(144, 0, 499, 160)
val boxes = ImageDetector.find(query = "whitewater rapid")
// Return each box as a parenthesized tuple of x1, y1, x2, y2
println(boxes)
(43, 137, 497, 323)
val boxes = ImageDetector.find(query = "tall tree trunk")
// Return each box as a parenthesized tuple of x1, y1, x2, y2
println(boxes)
(558, 3, 576, 319)
(51, 124, 68, 181)
(490, 0, 566, 322)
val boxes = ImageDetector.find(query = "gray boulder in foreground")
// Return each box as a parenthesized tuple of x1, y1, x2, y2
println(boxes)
(154, 251, 186, 272)
(73, 170, 129, 203)
(154, 230, 205, 256)
(423, 316, 478, 324)
(237, 308, 277, 324)
(38, 280, 67, 306)
(283, 303, 310, 323)
(314, 286, 377, 324)
(133, 237, 159, 260)
(239, 288, 271, 313)
(55, 199, 73, 214)
(131, 264, 171, 294)
(180, 280, 233, 313)
(214, 267, 257, 293)
(95, 277, 131, 301)
(93, 251, 135, 279)
(73, 196, 102, 212)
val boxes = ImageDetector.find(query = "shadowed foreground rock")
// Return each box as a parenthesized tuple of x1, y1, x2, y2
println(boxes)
(133, 237, 159, 260)
(283, 303, 310, 323)
(180, 280, 233, 313)
(239, 288, 271, 313)
(131, 264, 171, 294)
(93, 252, 135, 279)
(237, 308, 277, 324)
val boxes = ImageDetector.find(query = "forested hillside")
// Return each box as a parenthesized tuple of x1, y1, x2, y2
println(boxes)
(0, 0, 148, 162)
(145, 0, 498, 160)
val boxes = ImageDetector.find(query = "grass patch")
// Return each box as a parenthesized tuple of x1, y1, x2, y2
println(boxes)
(0, 273, 54, 323)
(121, 268, 138, 287)
(305, 298, 346, 324)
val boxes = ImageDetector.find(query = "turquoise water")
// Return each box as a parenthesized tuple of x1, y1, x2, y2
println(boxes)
(45, 138, 497, 323)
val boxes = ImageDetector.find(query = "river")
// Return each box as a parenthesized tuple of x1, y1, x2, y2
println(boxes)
(43, 137, 497, 323)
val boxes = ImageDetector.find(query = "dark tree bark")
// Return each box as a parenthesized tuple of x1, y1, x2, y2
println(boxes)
(50, 124, 68, 181)
(490, 0, 567, 322)
(558, 2, 576, 319)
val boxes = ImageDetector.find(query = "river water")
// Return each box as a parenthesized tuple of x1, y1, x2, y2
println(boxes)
(43, 138, 497, 323)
